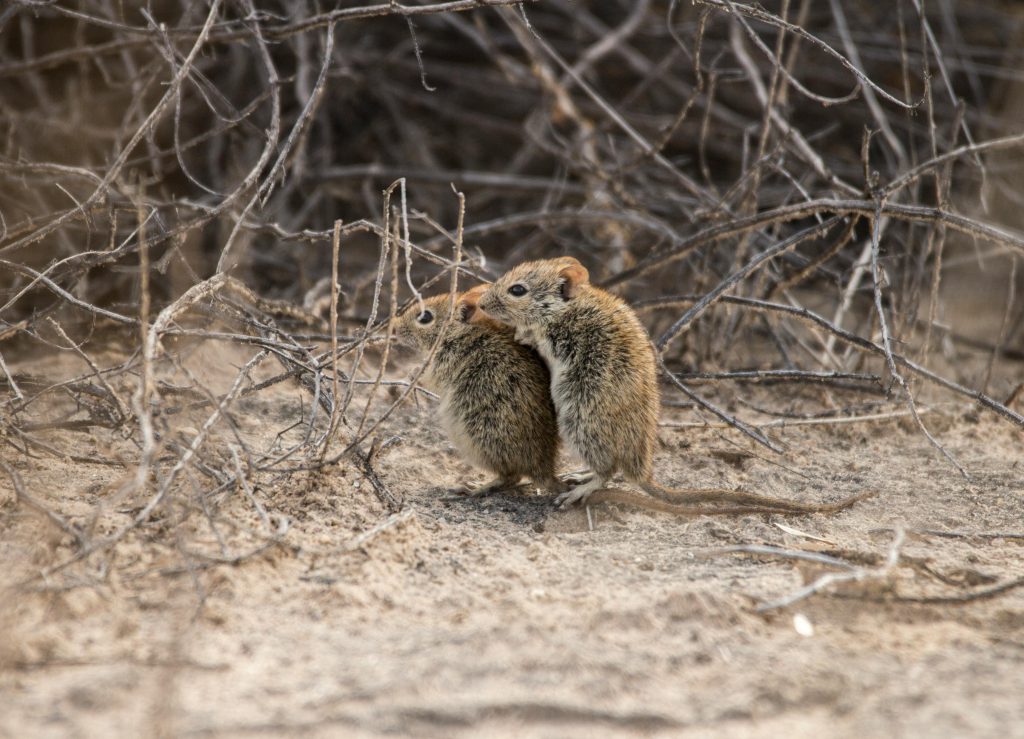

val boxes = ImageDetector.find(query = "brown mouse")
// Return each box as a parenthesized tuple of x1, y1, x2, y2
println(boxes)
(394, 287, 564, 496)
(476, 256, 870, 513)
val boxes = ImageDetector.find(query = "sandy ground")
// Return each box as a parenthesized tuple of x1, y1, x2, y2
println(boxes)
(1, 345, 1023, 738)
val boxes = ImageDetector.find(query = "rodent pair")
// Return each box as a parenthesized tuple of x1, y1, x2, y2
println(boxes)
(396, 257, 868, 516)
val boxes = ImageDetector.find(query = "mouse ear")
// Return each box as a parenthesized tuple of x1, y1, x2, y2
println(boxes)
(460, 285, 487, 322)
(557, 258, 589, 300)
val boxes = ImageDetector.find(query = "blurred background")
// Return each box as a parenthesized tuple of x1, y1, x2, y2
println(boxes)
(2, 0, 1023, 432)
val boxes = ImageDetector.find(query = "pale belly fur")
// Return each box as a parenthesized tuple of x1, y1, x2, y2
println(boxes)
(438, 390, 490, 470)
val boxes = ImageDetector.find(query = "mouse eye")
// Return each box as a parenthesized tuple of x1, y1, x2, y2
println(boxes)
(416, 310, 434, 325)
(508, 284, 528, 297)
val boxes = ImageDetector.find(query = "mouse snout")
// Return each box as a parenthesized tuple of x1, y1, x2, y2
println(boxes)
(392, 310, 422, 342)
(477, 289, 500, 316)
(392, 317, 412, 343)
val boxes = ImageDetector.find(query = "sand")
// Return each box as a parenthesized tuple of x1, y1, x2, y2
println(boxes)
(1, 346, 1023, 738)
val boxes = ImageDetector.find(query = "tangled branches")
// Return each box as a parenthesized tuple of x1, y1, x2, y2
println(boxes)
(1, 1, 1023, 589)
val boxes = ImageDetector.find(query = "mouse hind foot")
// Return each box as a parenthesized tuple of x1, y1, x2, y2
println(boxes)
(554, 475, 609, 509)
(470, 475, 523, 496)
(448, 475, 522, 498)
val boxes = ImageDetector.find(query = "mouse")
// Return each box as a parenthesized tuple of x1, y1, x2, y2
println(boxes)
(394, 287, 564, 496)
(475, 256, 871, 513)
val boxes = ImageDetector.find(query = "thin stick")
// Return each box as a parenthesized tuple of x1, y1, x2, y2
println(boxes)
(604, 198, 1024, 288)
(659, 361, 782, 453)
(656, 216, 842, 352)
(356, 221, 401, 436)
(0, 350, 24, 401)
(327, 218, 342, 450)
(660, 406, 926, 430)
(345, 509, 416, 552)
(868, 194, 967, 478)
(229, 445, 271, 533)
(1, 461, 86, 547)
(641, 294, 1024, 430)
(695, 544, 859, 570)
(756, 527, 906, 612)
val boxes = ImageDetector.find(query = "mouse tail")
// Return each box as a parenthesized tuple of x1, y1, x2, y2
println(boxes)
(640, 480, 876, 513)
(586, 489, 806, 517)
